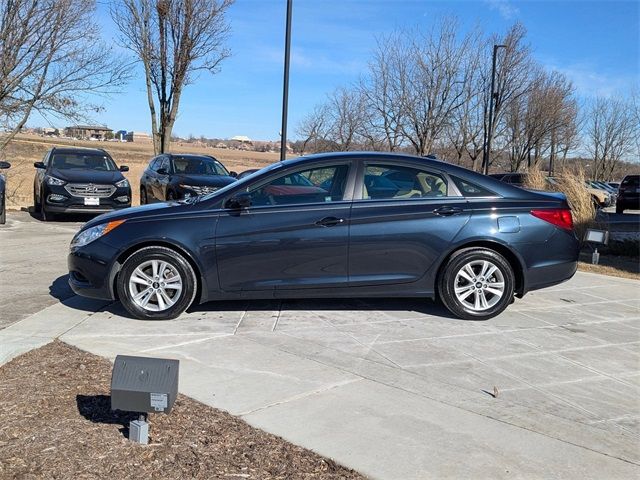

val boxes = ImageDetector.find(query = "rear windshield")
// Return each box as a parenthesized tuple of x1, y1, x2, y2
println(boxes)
(172, 156, 228, 176)
(51, 153, 117, 171)
(621, 175, 639, 187)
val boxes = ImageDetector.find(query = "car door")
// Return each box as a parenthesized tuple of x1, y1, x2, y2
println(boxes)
(215, 160, 354, 292)
(153, 156, 171, 200)
(34, 150, 51, 204)
(141, 157, 159, 201)
(348, 160, 470, 287)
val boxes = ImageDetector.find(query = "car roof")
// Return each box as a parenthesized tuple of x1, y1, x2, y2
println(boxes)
(50, 146, 108, 155)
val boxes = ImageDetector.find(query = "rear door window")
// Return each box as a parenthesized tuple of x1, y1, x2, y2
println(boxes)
(362, 164, 448, 200)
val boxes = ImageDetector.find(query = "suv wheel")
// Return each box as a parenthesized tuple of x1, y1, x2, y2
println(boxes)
(117, 246, 197, 320)
(438, 248, 515, 320)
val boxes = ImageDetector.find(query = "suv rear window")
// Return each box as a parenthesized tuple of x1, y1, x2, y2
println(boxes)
(621, 175, 639, 187)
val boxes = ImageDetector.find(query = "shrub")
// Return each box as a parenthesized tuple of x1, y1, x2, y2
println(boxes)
(523, 166, 596, 243)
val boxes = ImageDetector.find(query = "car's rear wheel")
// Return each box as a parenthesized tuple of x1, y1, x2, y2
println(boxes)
(438, 248, 515, 320)
(117, 246, 197, 320)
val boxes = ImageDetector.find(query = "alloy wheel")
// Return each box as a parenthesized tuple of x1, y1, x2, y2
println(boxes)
(128, 259, 183, 312)
(453, 260, 505, 312)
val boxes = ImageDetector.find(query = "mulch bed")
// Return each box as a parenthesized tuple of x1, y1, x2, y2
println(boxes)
(0, 341, 365, 479)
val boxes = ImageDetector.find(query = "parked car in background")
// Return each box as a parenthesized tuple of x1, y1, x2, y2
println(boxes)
(68, 152, 579, 322)
(490, 172, 611, 208)
(489, 172, 526, 187)
(140, 154, 237, 203)
(236, 168, 260, 180)
(33, 147, 131, 221)
(587, 181, 617, 205)
(0, 161, 11, 224)
(616, 174, 640, 213)
(607, 181, 620, 192)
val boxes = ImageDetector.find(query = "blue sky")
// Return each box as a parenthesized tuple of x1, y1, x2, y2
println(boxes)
(50, 0, 640, 140)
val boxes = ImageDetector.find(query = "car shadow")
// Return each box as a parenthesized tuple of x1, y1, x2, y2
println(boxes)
(187, 297, 463, 320)
(49, 274, 75, 302)
(76, 394, 139, 439)
(50, 275, 463, 321)
(23, 206, 102, 223)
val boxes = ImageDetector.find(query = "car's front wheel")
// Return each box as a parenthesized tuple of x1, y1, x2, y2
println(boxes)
(438, 248, 515, 320)
(117, 246, 197, 320)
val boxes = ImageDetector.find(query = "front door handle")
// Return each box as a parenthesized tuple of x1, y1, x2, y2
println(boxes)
(315, 216, 345, 227)
(433, 206, 462, 217)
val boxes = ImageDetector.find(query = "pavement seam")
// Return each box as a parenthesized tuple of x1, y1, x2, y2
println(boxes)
(237, 378, 363, 416)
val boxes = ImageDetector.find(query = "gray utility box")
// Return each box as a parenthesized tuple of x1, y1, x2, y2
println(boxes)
(111, 355, 179, 414)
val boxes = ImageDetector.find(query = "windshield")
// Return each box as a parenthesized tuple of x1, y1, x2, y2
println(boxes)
(51, 153, 117, 171)
(199, 161, 284, 202)
(172, 156, 229, 176)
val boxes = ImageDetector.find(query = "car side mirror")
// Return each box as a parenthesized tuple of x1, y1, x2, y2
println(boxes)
(119, 165, 129, 172)
(157, 168, 168, 175)
(229, 171, 238, 178)
(0, 161, 10, 169)
(225, 192, 252, 209)
(34, 161, 45, 169)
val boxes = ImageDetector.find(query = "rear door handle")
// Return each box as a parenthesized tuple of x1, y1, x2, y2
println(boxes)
(315, 216, 345, 227)
(433, 206, 462, 216)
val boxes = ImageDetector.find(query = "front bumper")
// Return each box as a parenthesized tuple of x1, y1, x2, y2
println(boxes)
(68, 240, 120, 301)
(45, 183, 131, 214)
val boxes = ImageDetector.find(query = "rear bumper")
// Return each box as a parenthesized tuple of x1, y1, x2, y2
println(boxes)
(524, 259, 578, 293)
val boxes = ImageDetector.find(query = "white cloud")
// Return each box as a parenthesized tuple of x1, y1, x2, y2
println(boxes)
(545, 62, 638, 99)
(484, 0, 520, 20)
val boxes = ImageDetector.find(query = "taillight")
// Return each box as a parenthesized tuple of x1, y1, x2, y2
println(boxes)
(530, 209, 574, 231)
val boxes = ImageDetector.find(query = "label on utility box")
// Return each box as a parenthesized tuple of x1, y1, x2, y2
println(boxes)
(150, 393, 168, 411)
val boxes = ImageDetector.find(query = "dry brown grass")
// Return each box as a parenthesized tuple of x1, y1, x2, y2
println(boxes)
(1, 134, 281, 208)
(524, 165, 596, 242)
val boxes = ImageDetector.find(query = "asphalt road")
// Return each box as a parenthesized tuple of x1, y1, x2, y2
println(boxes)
(0, 211, 84, 329)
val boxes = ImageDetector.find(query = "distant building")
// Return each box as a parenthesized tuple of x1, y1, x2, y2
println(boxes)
(125, 131, 152, 143)
(230, 135, 253, 144)
(115, 130, 128, 141)
(64, 125, 112, 140)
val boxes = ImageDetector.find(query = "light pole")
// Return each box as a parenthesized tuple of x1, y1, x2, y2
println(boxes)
(280, 0, 293, 161)
(482, 44, 506, 175)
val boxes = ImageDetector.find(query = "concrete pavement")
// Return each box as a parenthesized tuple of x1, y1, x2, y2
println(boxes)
(1, 210, 639, 478)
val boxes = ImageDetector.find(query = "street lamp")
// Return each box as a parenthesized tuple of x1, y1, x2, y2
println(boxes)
(280, 0, 293, 161)
(482, 44, 507, 176)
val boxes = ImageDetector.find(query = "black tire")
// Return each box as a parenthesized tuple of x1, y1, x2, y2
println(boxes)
(39, 191, 51, 221)
(140, 187, 147, 205)
(438, 247, 515, 321)
(0, 195, 5, 225)
(117, 246, 197, 320)
(616, 204, 624, 214)
(33, 187, 41, 211)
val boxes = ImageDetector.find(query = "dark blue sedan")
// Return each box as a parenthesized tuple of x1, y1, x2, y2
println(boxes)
(68, 152, 579, 321)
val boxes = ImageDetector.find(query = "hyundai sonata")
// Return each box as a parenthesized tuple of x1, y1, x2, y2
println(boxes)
(68, 152, 579, 321)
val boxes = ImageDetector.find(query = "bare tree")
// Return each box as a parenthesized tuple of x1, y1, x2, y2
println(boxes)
(113, 0, 233, 154)
(325, 87, 367, 151)
(0, 0, 129, 151)
(587, 97, 637, 180)
(398, 18, 476, 156)
(295, 104, 330, 154)
(359, 36, 407, 151)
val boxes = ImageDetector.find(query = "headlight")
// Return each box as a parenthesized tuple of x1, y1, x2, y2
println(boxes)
(70, 220, 125, 249)
(179, 184, 218, 195)
(115, 178, 130, 188)
(46, 175, 66, 186)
